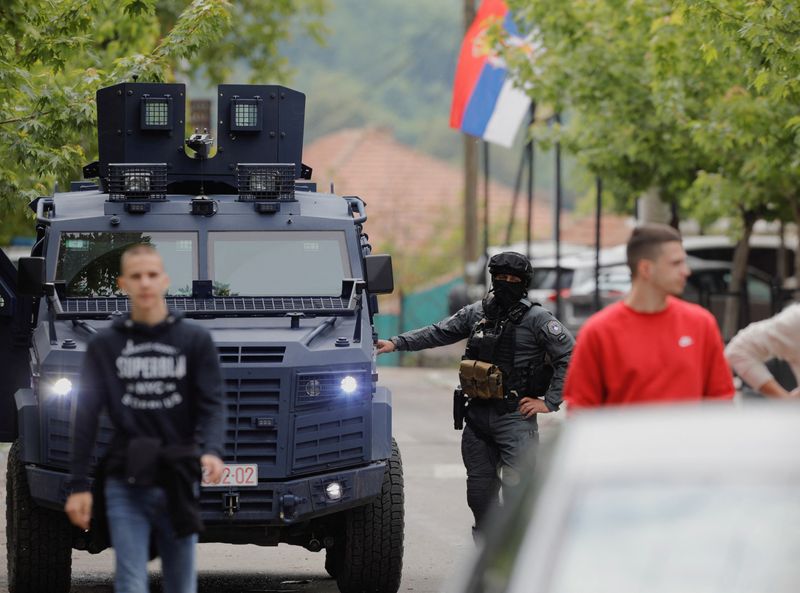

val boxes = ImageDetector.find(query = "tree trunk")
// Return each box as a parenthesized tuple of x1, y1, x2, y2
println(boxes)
(636, 186, 671, 225)
(794, 203, 800, 290)
(777, 219, 787, 286)
(721, 210, 756, 341)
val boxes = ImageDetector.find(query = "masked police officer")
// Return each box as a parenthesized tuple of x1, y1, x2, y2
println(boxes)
(376, 252, 574, 533)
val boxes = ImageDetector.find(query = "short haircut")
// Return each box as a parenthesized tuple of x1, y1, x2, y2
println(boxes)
(120, 243, 160, 274)
(626, 223, 682, 276)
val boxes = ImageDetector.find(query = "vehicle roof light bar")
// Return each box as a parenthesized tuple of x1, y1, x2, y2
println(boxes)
(106, 163, 168, 201)
(236, 163, 296, 202)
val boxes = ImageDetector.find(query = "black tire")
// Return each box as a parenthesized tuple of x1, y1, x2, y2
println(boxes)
(6, 440, 72, 593)
(325, 545, 341, 578)
(335, 439, 404, 593)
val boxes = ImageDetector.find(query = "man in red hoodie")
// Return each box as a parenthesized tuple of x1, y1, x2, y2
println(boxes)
(564, 223, 734, 409)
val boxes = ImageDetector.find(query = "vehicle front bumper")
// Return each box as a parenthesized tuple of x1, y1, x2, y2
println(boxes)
(25, 461, 386, 525)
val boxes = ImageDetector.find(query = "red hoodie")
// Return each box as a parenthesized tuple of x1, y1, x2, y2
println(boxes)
(564, 297, 734, 409)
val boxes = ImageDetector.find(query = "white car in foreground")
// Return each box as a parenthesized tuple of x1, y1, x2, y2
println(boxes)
(447, 403, 800, 593)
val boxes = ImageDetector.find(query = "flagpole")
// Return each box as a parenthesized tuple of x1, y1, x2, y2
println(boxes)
(462, 0, 479, 278)
(483, 141, 490, 261)
(594, 177, 603, 312)
(526, 101, 537, 262)
(554, 112, 563, 320)
(505, 149, 526, 245)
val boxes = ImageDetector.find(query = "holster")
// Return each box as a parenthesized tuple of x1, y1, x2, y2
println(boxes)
(453, 387, 467, 430)
(459, 359, 504, 399)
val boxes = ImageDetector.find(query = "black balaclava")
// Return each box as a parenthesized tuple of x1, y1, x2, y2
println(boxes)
(491, 278, 527, 309)
(486, 251, 533, 311)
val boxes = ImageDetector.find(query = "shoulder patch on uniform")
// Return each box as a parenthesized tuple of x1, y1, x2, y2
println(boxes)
(546, 320, 563, 336)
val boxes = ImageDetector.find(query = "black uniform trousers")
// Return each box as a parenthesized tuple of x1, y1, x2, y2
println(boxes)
(461, 400, 538, 531)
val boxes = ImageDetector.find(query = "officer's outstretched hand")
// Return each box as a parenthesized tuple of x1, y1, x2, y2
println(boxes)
(519, 397, 550, 418)
(375, 339, 396, 355)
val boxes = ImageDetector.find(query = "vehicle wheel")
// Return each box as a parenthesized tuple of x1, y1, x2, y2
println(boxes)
(6, 440, 72, 593)
(335, 439, 404, 593)
(325, 545, 341, 578)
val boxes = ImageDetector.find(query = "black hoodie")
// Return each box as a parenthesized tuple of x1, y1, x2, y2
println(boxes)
(69, 312, 225, 493)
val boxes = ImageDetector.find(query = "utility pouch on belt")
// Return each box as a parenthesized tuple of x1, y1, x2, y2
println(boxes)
(453, 387, 467, 430)
(458, 359, 504, 399)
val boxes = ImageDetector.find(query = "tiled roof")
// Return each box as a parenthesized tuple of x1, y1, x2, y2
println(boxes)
(304, 127, 556, 252)
(303, 127, 632, 294)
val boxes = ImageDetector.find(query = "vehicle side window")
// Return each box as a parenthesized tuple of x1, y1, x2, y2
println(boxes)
(682, 281, 699, 302)
(531, 269, 555, 290)
(747, 275, 772, 302)
(688, 271, 717, 295)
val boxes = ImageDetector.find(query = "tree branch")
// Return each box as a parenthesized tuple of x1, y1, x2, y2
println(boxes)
(0, 111, 55, 126)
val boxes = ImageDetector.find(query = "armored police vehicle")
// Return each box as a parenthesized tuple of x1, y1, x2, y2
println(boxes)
(0, 82, 402, 593)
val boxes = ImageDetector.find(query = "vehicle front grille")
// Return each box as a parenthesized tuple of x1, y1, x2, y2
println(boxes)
(199, 487, 274, 520)
(291, 406, 370, 474)
(218, 346, 285, 365)
(223, 377, 281, 468)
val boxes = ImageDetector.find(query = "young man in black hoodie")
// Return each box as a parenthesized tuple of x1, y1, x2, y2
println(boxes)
(65, 244, 225, 593)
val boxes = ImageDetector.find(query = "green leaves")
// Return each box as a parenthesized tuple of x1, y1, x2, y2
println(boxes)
(505, 0, 800, 235)
(0, 0, 324, 237)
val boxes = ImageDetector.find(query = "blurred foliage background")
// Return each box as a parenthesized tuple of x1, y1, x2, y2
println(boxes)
(0, 0, 324, 243)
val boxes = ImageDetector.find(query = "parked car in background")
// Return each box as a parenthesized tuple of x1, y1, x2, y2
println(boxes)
(446, 403, 800, 593)
(449, 234, 794, 323)
(682, 234, 796, 279)
(562, 257, 775, 337)
(448, 241, 592, 314)
(526, 247, 627, 323)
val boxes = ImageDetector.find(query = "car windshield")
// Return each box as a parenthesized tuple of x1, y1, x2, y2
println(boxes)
(209, 231, 351, 296)
(531, 268, 574, 291)
(55, 231, 196, 297)
(537, 482, 800, 593)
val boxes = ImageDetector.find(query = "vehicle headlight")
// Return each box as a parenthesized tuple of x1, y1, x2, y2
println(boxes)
(51, 377, 74, 397)
(340, 375, 358, 395)
(305, 378, 321, 397)
(325, 482, 343, 501)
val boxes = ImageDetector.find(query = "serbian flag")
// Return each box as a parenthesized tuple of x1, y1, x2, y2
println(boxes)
(450, 0, 531, 148)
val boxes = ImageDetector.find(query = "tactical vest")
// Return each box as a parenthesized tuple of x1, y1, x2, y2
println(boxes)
(463, 302, 531, 399)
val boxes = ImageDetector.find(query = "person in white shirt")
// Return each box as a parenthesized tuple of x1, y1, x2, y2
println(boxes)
(725, 303, 800, 399)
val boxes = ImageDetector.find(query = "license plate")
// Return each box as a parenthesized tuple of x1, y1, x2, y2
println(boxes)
(202, 463, 258, 488)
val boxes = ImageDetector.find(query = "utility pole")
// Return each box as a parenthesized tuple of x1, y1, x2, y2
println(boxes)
(463, 0, 479, 276)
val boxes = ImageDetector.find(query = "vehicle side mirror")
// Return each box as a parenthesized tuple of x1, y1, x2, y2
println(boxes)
(17, 257, 46, 296)
(364, 254, 394, 295)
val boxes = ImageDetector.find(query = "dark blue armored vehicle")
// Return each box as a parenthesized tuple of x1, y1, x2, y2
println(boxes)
(0, 82, 403, 593)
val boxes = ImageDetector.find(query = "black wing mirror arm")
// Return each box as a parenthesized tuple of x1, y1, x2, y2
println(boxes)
(352, 281, 366, 343)
(43, 283, 64, 345)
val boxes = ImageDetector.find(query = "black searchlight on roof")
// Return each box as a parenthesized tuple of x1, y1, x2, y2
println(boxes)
(107, 164, 167, 201)
(230, 97, 262, 132)
(140, 95, 173, 130)
(236, 164, 295, 201)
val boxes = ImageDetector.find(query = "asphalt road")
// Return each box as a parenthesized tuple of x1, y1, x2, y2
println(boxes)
(0, 367, 564, 593)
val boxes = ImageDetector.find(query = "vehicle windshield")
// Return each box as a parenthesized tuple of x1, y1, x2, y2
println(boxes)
(209, 231, 351, 296)
(538, 482, 800, 593)
(55, 232, 196, 297)
(531, 268, 575, 291)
